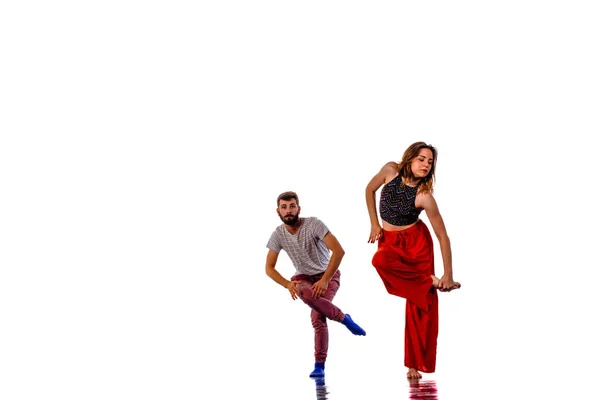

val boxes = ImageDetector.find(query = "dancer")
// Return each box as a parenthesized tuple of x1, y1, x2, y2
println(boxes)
(266, 191, 366, 378)
(365, 141, 461, 379)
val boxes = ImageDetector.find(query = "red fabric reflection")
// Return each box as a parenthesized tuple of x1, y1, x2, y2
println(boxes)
(409, 380, 438, 399)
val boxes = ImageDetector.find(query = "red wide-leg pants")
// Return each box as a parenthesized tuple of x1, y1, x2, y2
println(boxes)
(371, 220, 438, 373)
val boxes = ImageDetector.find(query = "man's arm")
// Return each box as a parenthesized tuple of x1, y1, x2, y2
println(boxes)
(310, 232, 345, 298)
(265, 250, 300, 300)
(321, 232, 345, 282)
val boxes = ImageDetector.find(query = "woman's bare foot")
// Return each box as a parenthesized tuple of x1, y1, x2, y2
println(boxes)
(407, 368, 422, 379)
(432, 276, 461, 291)
(439, 282, 461, 292)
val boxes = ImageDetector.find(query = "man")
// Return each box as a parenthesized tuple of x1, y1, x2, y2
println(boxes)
(265, 191, 366, 378)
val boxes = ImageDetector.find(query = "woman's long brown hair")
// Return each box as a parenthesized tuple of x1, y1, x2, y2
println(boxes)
(397, 141, 437, 194)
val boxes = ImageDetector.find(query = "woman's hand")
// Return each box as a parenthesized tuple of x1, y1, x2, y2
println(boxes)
(368, 224, 382, 243)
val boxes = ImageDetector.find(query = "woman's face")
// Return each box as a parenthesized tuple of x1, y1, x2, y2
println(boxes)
(410, 148, 434, 179)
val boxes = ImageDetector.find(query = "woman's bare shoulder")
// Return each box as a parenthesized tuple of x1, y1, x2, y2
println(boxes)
(416, 190, 437, 209)
(381, 161, 400, 171)
(377, 161, 400, 183)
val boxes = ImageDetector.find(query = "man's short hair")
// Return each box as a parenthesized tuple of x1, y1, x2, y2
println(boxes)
(277, 191, 299, 206)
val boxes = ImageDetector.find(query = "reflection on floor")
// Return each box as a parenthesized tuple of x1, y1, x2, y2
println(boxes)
(310, 376, 437, 400)
(409, 379, 438, 399)
(311, 377, 328, 400)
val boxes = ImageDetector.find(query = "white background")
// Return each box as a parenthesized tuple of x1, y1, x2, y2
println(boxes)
(1, 1, 599, 399)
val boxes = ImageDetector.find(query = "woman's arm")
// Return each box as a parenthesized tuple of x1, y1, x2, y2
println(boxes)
(419, 193, 458, 290)
(365, 162, 397, 243)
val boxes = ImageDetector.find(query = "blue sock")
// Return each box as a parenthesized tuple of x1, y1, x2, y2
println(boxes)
(309, 362, 325, 378)
(342, 314, 366, 335)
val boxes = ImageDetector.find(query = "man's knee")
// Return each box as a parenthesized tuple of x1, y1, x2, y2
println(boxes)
(296, 282, 313, 300)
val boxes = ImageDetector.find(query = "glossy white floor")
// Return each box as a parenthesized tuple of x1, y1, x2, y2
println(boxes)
(209, 260, 598, 400)
(2, 2, 598, 399)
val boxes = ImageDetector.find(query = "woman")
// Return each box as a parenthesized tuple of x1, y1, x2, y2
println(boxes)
(365, 141, 460, 380)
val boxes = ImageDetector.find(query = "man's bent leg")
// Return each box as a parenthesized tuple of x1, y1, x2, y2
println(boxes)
(297, 276, 345, 323)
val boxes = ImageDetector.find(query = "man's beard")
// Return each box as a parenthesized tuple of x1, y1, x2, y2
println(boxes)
(280, 213, 299, 226)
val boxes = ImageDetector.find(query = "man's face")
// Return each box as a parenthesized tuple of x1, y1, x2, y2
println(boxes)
(277, 199, 300, 226)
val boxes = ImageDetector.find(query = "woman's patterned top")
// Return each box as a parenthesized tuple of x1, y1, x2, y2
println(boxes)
(379, 174, 422, 226)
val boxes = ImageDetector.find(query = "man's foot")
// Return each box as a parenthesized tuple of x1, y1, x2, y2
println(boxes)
(341, 314, 366, 336)
(407, 368, 422, 380)
(309, 362, 325, 378)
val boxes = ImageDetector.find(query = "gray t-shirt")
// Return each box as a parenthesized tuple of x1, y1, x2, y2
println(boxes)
(266, 217, 331, 276)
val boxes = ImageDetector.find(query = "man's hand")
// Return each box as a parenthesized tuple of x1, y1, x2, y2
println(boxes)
(287, 280, 301, 300)
(311, 278, 329, 299)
